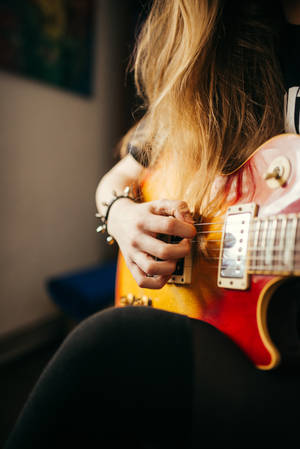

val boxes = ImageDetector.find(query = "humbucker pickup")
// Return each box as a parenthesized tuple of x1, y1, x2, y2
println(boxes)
(157, 235, 192, 285)
(218, 203, 258, 290)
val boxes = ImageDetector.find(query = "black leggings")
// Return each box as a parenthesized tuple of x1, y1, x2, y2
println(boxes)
(4, 306, 300, 449)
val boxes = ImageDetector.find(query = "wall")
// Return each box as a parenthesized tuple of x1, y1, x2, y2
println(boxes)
(0, 1, 130, 337)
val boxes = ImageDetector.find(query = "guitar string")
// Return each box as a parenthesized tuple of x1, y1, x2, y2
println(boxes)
(185, 256, 300, 261)
(191, 218, 300, 226)
(177, 252, 300, 259)
(162, 223, 299, 238)
(192, 220, 299, 227)
(177, 254, 300, 266)
(187, 244, 300, 256)
(188, 236, 300, 243)
(189, 228, 299, 238)
(171, 236, 300, 265)
(192, 224, 299, 231)
(175, 259, 300, 270)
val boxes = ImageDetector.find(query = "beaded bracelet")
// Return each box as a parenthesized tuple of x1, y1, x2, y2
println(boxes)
(96, 186, 136, 245)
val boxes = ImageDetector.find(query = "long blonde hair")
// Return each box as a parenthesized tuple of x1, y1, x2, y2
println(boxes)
(121, 0, 285, 215)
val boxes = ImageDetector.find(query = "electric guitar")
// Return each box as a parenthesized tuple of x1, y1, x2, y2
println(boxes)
(115, 134, 300, 370)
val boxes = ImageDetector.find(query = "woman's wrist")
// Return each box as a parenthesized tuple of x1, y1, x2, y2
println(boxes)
(96, 185, 139, 244)
(106, 197, 136, 238)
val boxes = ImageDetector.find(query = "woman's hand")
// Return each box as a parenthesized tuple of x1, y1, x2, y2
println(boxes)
(108, 198, 196, 289)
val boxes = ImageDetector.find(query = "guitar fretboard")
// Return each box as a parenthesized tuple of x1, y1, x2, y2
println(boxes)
(248, 214, 300, 275)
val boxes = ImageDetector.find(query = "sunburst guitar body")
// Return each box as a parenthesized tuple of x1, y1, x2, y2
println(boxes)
(115, 134, 300, 370)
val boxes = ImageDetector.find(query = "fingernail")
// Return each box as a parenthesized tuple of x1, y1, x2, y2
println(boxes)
(185, 215, 195, 224)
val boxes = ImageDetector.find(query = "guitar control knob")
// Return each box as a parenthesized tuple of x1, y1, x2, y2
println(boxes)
(120, 293, 153, 307)
(264, 156, 291, 189)
(140, 295, 153, 306)
(120, 293, 135, 306)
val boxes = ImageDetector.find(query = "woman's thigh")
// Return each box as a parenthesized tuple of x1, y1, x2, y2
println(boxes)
(5, 305, 300, 449)
(5, 307, 194, 449)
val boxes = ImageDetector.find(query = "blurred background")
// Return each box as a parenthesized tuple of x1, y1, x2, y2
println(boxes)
(0, 0, 146, 444)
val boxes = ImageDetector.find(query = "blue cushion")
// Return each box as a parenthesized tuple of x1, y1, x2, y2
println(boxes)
(46, 261, 117, 321)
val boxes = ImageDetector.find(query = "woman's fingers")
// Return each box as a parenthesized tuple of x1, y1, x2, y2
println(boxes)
(111, 198, 196, 289)
(132, 234, 191, 260)
(132, 252, 177, 276)
(128, 260, 170, 289)
(149, 199, 194, 223)
(141, 214, 196, 238)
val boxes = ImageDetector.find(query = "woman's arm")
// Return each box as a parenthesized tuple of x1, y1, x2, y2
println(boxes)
(95, 154, 196, 289)
(95, 154, 144, 219)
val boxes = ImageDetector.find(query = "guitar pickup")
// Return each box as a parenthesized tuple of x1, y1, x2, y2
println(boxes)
(157, 234, 192, 285)
(217, 203, 257, 290)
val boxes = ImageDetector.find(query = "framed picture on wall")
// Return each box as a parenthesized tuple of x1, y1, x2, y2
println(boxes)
(0, 0, 96, 96)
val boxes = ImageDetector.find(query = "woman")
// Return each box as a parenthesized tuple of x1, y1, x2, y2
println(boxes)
(5, 1, 300, 448)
